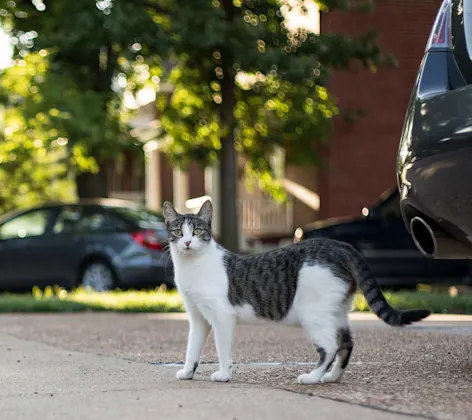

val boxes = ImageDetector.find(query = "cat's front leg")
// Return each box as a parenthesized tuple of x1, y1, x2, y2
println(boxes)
(176, 303, 211, 380)
(210, 314, 236, 382)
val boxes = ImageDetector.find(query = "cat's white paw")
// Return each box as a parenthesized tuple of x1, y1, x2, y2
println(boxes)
(297, 373, 322, 385)
(210, 371, 231, 382)
(176, 369, 194, 380)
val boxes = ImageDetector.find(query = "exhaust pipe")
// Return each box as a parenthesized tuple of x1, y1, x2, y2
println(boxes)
(410, 216, 472, 259)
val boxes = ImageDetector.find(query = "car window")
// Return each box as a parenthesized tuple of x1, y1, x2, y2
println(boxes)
(452, 0, 472, 83)
(53, 206, 127, 234)
(0, 209, 51, 240)
(111, 206, 165, 228)
(111, 206, 169, 243)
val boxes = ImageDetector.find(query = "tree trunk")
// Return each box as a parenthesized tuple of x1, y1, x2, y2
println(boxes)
(219, 0, 239, 252)
(219, 120, 239, 252)
(75, 46, 116, 200)
(75, 163, 109, 199)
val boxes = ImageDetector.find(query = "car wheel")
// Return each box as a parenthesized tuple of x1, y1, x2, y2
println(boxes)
(80, 261, 116, 292)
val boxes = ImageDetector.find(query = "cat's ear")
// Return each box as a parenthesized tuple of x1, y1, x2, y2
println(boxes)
(162, 201, 179, 224)
(197, 199, 213, 224)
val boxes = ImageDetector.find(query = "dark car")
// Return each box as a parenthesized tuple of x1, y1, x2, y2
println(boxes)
(0, 199, 174, 292)
(397, 0, 472, 259)
(293, 188, 472, 288)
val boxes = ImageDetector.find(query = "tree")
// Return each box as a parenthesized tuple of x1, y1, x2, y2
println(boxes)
(153, 0, 394, 251)
(0, 0, 169, 197)
(0, 53, 79, 213)
(0, 0, 393, 251)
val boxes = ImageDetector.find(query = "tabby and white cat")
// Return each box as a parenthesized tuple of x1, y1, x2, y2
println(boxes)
(163, 200, 430, 384)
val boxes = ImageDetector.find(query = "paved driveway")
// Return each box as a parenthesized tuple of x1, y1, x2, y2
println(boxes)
(0, 313, 471, 420)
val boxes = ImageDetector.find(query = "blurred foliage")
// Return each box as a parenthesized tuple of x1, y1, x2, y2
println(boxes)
(153, 0, 395, 198)
(0, 53, 77, 212)
(0, 0, 165, 208)
(0, 0, 394, 213)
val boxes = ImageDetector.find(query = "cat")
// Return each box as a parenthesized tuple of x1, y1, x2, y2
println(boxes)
(163, 199, 430, 384)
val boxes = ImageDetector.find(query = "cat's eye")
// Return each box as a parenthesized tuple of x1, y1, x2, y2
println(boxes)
(193, 228, 202, 235)
(172, 229, 183, 237)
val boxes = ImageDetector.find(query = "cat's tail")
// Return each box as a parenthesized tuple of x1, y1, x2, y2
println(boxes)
(350, 252, 431, 326)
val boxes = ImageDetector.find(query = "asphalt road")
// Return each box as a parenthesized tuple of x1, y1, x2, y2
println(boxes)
(0, 312, 471, 420)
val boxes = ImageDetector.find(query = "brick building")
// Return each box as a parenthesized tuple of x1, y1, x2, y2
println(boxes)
(318, 0, 441, 219)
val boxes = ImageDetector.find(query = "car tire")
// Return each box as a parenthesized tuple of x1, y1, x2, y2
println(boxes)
(80, 261, 116, 292)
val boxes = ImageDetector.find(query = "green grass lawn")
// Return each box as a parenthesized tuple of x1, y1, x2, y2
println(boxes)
(0, 286, 470, 314)
(0, 286, 185, 313)
(353, 290, 472, 315)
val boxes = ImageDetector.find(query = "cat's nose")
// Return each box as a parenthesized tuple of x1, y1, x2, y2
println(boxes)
(185, 241, 191, 247)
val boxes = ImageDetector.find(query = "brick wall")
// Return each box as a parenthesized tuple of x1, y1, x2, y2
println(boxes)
(318, 0, 441, 218)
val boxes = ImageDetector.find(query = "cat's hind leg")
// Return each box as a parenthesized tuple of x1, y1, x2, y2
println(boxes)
(321, 297, 354, 383)
(321, 327, 353, 383)
(295, 265, 350, 385)
(297, 321, 338, 385)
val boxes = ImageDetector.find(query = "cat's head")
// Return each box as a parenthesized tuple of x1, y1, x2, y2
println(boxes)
(162, 200, 213, 255)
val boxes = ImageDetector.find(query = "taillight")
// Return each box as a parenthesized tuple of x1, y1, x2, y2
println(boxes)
(131, 229, 164, 250)
(426, 0, 451, 51)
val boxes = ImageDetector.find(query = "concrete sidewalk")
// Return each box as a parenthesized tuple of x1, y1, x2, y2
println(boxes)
(0, 333, 412, 420)
(2, 312, 471, 419)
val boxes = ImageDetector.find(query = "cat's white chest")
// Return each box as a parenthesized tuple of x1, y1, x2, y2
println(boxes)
(175, 249, 226, 289)
(173, 247, 232, 319)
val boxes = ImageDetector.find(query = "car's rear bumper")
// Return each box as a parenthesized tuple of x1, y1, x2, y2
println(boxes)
(397, 48, 472, 244)
(115, 251, 174, 289)
(399, 147, 472, 242)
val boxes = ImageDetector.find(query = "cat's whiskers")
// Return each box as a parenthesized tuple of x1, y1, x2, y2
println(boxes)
(158, 244, 170, 264)
(161, 246, 173, 279)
